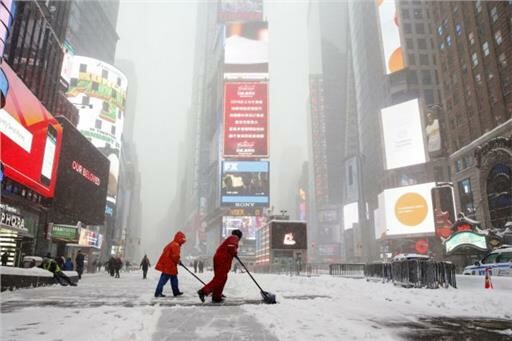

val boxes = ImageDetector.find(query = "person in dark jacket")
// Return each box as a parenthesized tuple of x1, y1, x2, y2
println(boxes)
(41, 254, 76, 286)
(193, 259, 198, 273)
(114, 256, 123, 278)
(154, 231, 186, 297)
(63, 257, 74, 271)
(198, 260, 204, 273)
(140, 254, 151, 279)
(75, 250, 85, 279)
(108, 256, 115, 276)
(198, 229, 242, 303)
(56, 256, 65, 270)
(1, 251, 8, 266)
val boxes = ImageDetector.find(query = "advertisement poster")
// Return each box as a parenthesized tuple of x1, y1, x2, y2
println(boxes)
(223, 81, 268, 158)
(270, 222, 307, 250)
(221, 161, 269, 207)
(218, 0, 263, 22)
(222, 216, 265, 240)
(224, 21, 268, 75)
(381, 98, 427, 170)
(0, 64, 62, 198)
(66, 56, 128, 205)
(377, 0, 405, 74)
(79, 229, 103, 249)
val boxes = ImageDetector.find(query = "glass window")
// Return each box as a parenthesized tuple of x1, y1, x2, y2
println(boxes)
(401, 8, 410, 19)
(468, 32, 475, 45)
(415, 23, 425, 34)
(472, 52, 479, 67)
(457, 178, 474, 214)
(70, 78, 78, 87)
(95, 119, 102, 129)
(499, 53, 507, 67)
(455, 24, 462, 36)
(404, 23, 412, 34)
(495, 30, 502, 45)
(111, 125, 116, 135)
(408, 54, 416, 65)
(102, 102, 109, 111)
(491, 7, 498, 22)
(81, 96, 90, 105)
(482, 253, 499, 264)
(482, 41, 490, 56)
(79, 64, 87, 72)
(422, 70, 432, 84)
(420, 54, 429, 65)
(475, 0, 482, 13)
(406, 38, 414, 49)
(102, 70, 108, 79)
(92, 82, 99, 90)
(414, 9, 423, 19)
(497, 252, 512, 263)
(475, 73, 482, 84)
(437, 25, 443, 36)
(418, 39, 427, 50)
(446, 35, 452, 47)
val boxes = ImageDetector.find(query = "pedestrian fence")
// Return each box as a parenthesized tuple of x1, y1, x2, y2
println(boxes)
(329, 260, 457, 289)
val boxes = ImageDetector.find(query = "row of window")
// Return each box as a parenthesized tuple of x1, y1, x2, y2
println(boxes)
(94, 119, 116, 135)
(79, 64, 123, 86)
(70, 78, 124, 101)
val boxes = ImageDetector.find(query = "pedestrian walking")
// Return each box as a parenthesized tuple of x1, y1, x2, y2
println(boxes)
(41, 253, 77, 286)
(75, 250, 85, 280)
(63, 257, 74, 271)
(193, 259, 198, 273)
(114, 256, 123, 278)
(1, 251, 8, 266)
(198, 260, 204, 273)
(197, 229, 242, 303)
(140, 254, 151, 279)
(108, 256, 115, 277)
(154, 231, 186, 297)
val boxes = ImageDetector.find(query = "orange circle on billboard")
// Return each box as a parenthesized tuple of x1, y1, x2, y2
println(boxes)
(395, 193, 428, 226)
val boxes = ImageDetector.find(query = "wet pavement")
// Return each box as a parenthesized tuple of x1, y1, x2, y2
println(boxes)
(384, 317, 512, 340)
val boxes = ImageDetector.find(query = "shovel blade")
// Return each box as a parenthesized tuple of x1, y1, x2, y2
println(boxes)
(261, 291, 277, 304)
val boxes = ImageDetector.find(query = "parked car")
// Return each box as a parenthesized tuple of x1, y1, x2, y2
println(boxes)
(463, 245, 512, 277)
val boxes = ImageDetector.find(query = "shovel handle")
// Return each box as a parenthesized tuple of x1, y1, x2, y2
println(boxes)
(235, 256, 265, 293)
(180, 263, 207, 285)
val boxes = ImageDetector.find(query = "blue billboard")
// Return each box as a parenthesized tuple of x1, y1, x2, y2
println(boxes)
(221, 161, 269, 207)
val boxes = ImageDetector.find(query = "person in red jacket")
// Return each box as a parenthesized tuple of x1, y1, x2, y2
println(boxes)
(154, 231, 186, 297)
(197, 229, 242, 303)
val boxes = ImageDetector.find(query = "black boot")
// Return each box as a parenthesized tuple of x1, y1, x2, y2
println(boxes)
(197, 290, 205, 303)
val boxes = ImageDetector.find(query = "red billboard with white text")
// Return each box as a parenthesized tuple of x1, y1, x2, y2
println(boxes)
(0, 63, 62, 197)
(223, 81, 268, 158)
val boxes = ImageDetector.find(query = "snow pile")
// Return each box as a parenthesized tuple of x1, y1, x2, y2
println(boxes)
(0, 266, 53, 277)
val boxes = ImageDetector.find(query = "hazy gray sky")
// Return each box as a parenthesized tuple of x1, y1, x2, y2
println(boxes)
(115, 1, 309, 251)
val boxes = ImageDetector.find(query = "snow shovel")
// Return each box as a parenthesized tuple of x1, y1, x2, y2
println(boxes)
(180, 262, 206, 285)
(235, 256, 277, 304)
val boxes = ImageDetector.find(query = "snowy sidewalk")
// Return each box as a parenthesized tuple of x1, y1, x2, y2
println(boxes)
(1, 268, 511, 340)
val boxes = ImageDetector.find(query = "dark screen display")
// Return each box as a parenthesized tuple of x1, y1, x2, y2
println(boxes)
(53, 117, 109, 225)
(271, 222, 307, 249)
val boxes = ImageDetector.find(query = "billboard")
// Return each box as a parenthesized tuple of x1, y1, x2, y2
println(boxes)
(343, 202, 359, 230)
(380, 182, 436, 237)
(78, 229, 103, 249)
(377, 0, 405, 74)
(0, 63, 63, 197)
(218, 0, 263, 22)
(66, 56, 128, 205)
(50, 224, 79, 243)
(224, 81, 268, 158)
(53, 117, 110, 225)
(224, 21, 268, 75)
(381, 98, 427, 170)
(271, 221, 307, 250)
(431, 186, 456, 239)
(221, 161, 269, 207)
(222, 216, 265, 240)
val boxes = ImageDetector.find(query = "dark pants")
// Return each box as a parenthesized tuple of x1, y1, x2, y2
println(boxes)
(155, 273, 180, 296)
(55, 272, 75, 286)
(115, 268, 120, 278)
(77, 267, 83, 279)
(142, 268, 148, 279)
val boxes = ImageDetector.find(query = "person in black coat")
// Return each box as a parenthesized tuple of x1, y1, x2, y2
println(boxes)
(114, 256, 123, 278)
(75, 250, 85, 279)
(140, 254, 151, 279)
(1, 251, 8, 266)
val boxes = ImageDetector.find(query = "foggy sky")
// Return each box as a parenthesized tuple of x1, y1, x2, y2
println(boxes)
(115, 1, 309, 255)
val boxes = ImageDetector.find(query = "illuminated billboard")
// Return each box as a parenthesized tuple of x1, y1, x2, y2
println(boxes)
(218, 0, 263, 22)
(78, 229, 103, 249)
(377, 0, 405, 74)
(0, 63, 63, 197)
(270, 221, 307, 250)
(53, 117, 110, 225)
(224, 81, 268, 158)
(380, 182, 436, 237)
(224, 21, 268, 75)
(343, 202, 359, 230)
(222, 216, 265, 240)
(66, 56, 128, 205)
(381, 98, 427, 170)
(221, 161, 269, 207)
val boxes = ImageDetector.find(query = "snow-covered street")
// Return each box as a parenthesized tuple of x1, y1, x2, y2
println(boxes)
(1, 269, 511, 340)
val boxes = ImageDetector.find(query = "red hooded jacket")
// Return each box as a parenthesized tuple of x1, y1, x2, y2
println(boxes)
(155, 231, 186, 275)
(213, 235, 239, 274)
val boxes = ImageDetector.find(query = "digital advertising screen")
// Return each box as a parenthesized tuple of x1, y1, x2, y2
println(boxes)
(223, 81, 268, 158)
(224, 21, 268, 75)
(222, 216, 265, 240)
(53, 117, 110, 225)
(218, 0, 263, 23)
(271, 222, 307, 250)
(221, 161, 269, 207)
(377, 0, 405, 74)
(381, 98, 427, 170)
(0, 63, 62, 198)
(343, 202, 359, 231)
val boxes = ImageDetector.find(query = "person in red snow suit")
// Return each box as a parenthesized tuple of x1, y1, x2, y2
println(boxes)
(197, 229, 242, 303)
(154, 231, 186, 297)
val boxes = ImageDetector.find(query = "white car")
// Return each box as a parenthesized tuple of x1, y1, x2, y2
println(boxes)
(463, 245, 512, 277)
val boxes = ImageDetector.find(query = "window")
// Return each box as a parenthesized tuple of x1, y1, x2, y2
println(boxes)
(111, 125, 116, 135)
(406, 38, 414, 49)
(475, 0, 482, 13)
(455, 24, 462, 36)
(457, 178, 474, 215)
(102, 102, 109, 111)
(446, 35, 452, 47)
(472, 52, 479, 67)
(423, 89, 434, 104)
(95, 119, 102, 129)
(112, 90, 117, 99)
(118, 110, 123, 119)
(92, 82, 99, 90)
(482, 42, 489, 56)
(413, 9, 423, 19)
(440, 42, 445, 50)
(475, 73, 482, 84)
(70, 78, 78, 87)
(420, 54, 429, 65)
(488, 73, 494, 80)
(499, 53, 507, 67)
(407, 71, 418, 84)
(81, 96, 90, 105)
(437, 25, 443, 36)
(482, 253, 499, 264)
(401, 8, 410, 19)
(490, 7, 498, 22)
(415, 23, 425, 34)
(418, 39, 427, 50)
(497, 252, 512, 263)
(79, 64, 87, 72)
(404, 23, 412, 34)
(117, 77, 122, 86)
(408, 54, 416, 65)
(422, 70, 432, 84)
(102, 70, 108, 79)
(495, 30, 502, 45)
(348, 165, 353, 185)
(468, 32, 475, 45)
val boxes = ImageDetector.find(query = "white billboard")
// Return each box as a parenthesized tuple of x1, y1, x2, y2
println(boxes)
(343, 202, 359, 230)
(377, 0, 405, 74)
(378, 182, 436, 237)
(381, 98, 427, 170)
